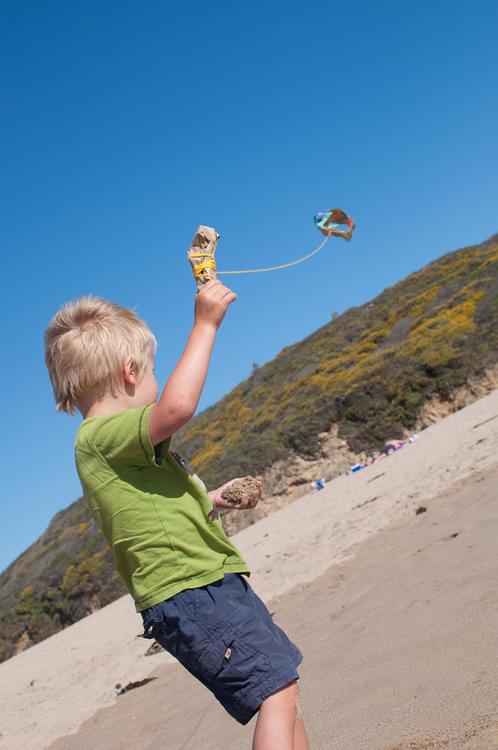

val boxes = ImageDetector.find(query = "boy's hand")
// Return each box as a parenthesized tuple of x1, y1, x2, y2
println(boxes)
(195, 280, 237, 330)
(208, 476, 263, 512)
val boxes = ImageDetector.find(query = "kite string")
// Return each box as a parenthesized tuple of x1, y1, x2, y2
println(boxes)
(217, 236, 329, 275)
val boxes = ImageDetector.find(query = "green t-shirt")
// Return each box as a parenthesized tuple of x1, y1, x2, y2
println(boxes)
(75, 405, 249, 611)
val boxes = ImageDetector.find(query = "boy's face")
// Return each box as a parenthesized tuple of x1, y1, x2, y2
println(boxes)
(135, 353, 159, 406)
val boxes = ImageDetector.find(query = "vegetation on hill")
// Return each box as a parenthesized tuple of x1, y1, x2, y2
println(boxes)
(1, 234, 497, 662)
(0, 500, 124, 662)
(175, 235, 498, 485)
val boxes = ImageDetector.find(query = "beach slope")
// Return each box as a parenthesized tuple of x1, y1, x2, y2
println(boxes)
(1, 389, 498, 750)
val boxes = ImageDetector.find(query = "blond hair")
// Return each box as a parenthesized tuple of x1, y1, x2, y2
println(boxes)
(44, 296, 157, 414)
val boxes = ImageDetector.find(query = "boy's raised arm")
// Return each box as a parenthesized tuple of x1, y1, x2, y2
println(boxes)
(149, 280, 236, 446)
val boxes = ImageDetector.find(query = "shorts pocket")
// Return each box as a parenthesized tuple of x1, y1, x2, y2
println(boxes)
(195, 626, 236, 680)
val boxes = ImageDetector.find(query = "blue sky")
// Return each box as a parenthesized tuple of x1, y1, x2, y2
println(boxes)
(1, 1, 497, 573)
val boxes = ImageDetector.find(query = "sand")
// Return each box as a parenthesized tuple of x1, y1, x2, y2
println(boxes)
(1, 389, 498, 750)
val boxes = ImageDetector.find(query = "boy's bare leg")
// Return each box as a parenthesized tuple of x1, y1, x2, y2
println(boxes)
(294, 711, 310, 750)
(253, 682, 310, 750)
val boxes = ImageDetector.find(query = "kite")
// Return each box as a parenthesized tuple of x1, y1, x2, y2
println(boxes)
(187, 209, 355, 289)
(313, 208, 355, 240)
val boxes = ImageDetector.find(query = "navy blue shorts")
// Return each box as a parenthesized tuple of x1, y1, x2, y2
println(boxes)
(141, 573, 302, 725)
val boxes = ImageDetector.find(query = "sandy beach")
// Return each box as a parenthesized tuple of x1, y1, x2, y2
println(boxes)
(2, 389, 498, 750)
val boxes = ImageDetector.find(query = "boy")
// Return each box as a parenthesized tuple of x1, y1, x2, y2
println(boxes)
(44, 280, 310, 749)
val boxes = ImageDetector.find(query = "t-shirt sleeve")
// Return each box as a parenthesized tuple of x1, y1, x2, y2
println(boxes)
(86, 405, 169, 467)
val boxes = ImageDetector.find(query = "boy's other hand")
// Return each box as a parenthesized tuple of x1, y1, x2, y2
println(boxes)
(209, 476, 263, 512)
(195, 280, 237, 330)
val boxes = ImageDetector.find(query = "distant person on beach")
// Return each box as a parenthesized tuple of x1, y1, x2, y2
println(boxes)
(362, 439, 409, 469)
(44, 285, 309, 750)
(380, 439, 405, 457)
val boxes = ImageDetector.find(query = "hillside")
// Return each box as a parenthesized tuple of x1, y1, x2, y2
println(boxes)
(1, 233, 497, 663)
(175, 233, 498, 482)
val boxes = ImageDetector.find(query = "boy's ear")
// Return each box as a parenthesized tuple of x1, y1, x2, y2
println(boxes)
(123, 358, 138, 385)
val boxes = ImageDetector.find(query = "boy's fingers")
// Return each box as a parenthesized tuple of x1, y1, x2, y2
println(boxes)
(198, 280, 227, 299)
(199, 282, 236, 305)
(197, 280, 218, 295)
(201, 279, 223, 289)
(215, 285, 236, 301)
